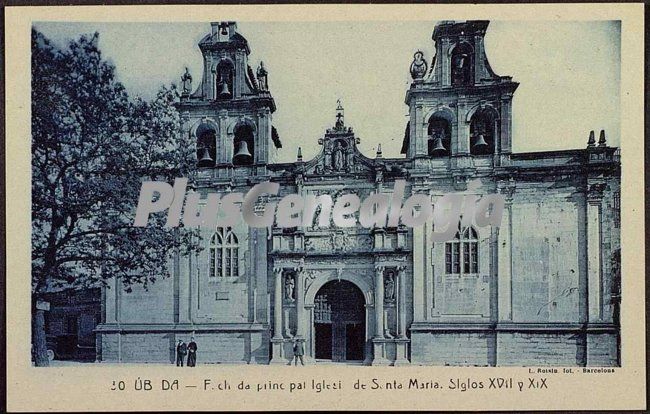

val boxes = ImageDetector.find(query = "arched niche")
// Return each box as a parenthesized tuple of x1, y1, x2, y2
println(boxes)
(427, 113, 452, 157)
(469, 107, 499, 156)
(232, 123, 255, 165)
(450, 42, 474, 86)
(215, 59, 234, 100)
(194, 121, 218, 167)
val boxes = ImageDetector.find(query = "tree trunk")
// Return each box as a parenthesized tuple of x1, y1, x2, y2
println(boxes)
(32, 304, 50, 367)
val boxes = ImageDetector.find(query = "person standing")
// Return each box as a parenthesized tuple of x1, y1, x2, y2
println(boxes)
(176, 339, 187, 367)
(292, 339, 304, 366)
(187, 337, 198, 367)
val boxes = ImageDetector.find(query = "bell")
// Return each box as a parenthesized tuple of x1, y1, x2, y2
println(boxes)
(473, 133, 488, 149)
(431, 135, 447, 155)
(233, 140, 253, 165)
(197, 147, 214, 167)
(218, 81, 231, 98)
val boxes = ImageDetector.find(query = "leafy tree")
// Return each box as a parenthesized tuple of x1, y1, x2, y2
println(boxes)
(31, 29, 199, 366)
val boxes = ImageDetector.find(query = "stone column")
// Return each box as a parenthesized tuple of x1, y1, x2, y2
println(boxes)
(269, 267, 286, 364)
(374, 265, 385, 338)
(371, 265, 391, 366)
(363, 304, 373, 365)
(295, 268, 305, 338)
(306, 305, 315, 360)
(272, 267, 283, 339)
(397, 266, 407, 338)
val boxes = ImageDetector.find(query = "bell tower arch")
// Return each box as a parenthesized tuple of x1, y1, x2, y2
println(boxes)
(177, 22, 281, 175)
(403, 20, 519, 170)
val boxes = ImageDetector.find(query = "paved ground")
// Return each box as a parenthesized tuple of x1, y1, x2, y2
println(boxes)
(41, 360, 367, 366)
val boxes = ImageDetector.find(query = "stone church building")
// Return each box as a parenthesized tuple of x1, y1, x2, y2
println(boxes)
(96, 21, 621, 366)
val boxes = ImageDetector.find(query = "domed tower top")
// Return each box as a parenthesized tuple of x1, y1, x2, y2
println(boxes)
(420, 20, 513, 88)
(403, 20, 518, 163)
(178, 22, 280, 173)
(184, 21, 275, 109)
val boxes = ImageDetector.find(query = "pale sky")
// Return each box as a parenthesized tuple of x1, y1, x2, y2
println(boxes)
(34, 21, 620, 162)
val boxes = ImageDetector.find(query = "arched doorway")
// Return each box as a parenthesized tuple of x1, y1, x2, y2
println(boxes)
(313, 280, 365, 362)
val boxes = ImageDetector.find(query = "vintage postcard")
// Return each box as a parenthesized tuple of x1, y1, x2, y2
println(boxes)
(4, 3, 646, 412)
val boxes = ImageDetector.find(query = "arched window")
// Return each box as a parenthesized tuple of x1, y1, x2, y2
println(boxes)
(209, 227, 239, 278)
(445, 226, 479, 275)
(469, 109, 497, 156)
(195, 123, 217, 167)
(451, 43, 473, 86)
(428, 115, 451, 157)
(215, 60, 234, 99)
(232, 124, 254, 165)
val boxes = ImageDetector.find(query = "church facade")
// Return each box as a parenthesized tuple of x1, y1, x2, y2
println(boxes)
(96, 21, 621, 366)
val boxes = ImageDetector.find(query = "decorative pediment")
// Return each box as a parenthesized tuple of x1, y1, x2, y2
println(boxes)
(303, 101, 377, 176)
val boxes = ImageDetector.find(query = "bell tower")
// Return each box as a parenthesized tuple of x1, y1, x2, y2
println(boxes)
(403, 20, 518, 171)
(178, 22, 281, 175)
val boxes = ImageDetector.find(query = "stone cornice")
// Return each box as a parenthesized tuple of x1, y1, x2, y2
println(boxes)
(409, 322, 618, 333)
(95, 323, 267, 333)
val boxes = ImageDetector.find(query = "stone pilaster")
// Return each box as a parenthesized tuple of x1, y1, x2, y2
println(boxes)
(372, 265, 390, 366)
(499, 96, 513, 154)
(397, 266, 407, 338)
(394, 266, 410, 365)
(256, 107, 270, 164)
(272, 267, 283, 339)
(412, 223, 425, 322)
(270, 267, 286, 364)
(373, 265, 385, 338)
(105, 276, 119, 324)
(456, 102, 470, 155)
(178, 251, 191, 324)
(414, 104, 426, 157)
(587, 183, 605, 322)
(493, 118, 500, 154)
(441, 38, 451, 85)
(217, 110, 229, 165)
(497, 181, 515, 322)
(295, 267, 305, 338)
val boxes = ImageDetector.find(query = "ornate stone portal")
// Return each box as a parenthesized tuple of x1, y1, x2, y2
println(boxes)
(269, 251, 409, 365)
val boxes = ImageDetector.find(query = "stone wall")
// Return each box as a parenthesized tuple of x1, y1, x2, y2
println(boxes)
(510, 187, 582, 323)
(411, 331, 618, 366)
(411, 332, 492, 366)
(191, 219, 252, 324)
(119, 278, 175, 324)
(586, 333, 618, 366)
(120, 333, 174, 363)
(496, 332, 582, 366)
(100, 331, 269, 364)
